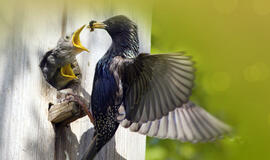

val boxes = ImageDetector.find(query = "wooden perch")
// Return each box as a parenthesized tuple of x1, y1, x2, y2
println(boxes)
(48, 101, 86, 126)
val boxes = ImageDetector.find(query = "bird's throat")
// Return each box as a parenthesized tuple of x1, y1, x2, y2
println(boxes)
(60, 64, 78, 79)
(109, 34, 139, 58)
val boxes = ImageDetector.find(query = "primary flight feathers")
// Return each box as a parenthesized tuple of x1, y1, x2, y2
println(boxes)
(121, 101, 231, 143)
(115, 52, 195, 123)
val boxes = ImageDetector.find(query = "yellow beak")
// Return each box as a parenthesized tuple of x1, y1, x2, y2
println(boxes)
(72, 25, 89, 52)
(60, 63, 78, 79)
(87, 22, 107, 31)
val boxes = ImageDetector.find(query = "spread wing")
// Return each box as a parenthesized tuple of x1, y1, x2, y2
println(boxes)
(121, 52, 195, 123)
(121, 101, 231, 143)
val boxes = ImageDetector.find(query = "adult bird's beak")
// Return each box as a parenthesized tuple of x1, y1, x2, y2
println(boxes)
(72, 25, 89, 52)
(87, 21, 107, 31)
(61, 63, 78, 79)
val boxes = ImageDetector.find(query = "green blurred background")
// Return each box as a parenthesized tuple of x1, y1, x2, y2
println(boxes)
(147, 0, 270, 160)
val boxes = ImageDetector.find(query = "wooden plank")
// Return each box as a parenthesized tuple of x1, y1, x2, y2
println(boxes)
(48, 102, 86, 125)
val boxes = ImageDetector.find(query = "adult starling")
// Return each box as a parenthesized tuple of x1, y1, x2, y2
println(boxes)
(40, 25, 89, 90)
(82, 15, 230, 159)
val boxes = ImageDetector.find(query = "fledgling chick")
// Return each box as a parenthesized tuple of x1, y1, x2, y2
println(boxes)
(40, 25, 89, 90)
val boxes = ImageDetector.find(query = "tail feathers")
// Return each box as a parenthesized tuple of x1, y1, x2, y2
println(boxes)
(121, 101, 231, 143)
(81, 135, 98, 160)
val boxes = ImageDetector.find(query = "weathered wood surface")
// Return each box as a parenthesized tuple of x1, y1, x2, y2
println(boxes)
(0, 0, 151, 160)
(48, 102, 86, 125)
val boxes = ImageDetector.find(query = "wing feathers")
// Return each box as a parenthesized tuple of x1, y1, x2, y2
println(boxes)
(122, 53, 195, 123)
(167, 111, 177, 139)
(121, 101, 231, 143)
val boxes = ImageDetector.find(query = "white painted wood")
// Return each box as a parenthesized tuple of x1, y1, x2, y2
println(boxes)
(0, 0, 151, 159)
(0, 0, 62, 159)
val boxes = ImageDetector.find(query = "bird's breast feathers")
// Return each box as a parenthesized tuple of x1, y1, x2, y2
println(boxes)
(91, 57, 125, 113)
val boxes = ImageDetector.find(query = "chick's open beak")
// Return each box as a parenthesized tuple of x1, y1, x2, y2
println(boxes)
(87, 22, 107, 31)
(72, 25, 89, 52)
(61, 63, 78, 79)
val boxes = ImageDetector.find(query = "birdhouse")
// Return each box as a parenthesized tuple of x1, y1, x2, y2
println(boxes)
(0, 0, 151, 160)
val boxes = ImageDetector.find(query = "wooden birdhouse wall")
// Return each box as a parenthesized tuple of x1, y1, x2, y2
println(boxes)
(0, 0, 151, 159)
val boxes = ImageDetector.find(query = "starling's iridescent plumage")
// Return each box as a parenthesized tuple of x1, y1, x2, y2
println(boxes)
(86, 15, 231, 160)
(87, 15, 191, 159)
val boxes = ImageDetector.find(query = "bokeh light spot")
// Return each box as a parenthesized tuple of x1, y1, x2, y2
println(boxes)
(253, 0, 270, 16)
(146, 146, 166, 160)
(243, 62, 269, 82)
(179, 145, 195, 159)
(212, 0, 238, 14)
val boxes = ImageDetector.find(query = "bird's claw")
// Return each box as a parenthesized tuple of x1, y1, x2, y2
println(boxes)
(64, 93, 86, 106)
(64, 93, 77, 103)
(64, 93, 94, 124)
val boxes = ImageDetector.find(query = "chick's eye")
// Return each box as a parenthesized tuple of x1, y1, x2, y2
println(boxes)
(65, 36, 70, 39)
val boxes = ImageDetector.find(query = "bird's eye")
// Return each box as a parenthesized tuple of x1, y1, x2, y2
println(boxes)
(65, 36, 70, 39)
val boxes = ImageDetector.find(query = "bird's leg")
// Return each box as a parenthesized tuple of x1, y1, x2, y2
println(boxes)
(65, 93, 94, 124)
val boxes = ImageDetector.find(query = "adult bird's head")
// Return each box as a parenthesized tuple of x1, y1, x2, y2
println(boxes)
(88, 15, 139, 57)
(88, 15, 137, 38)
